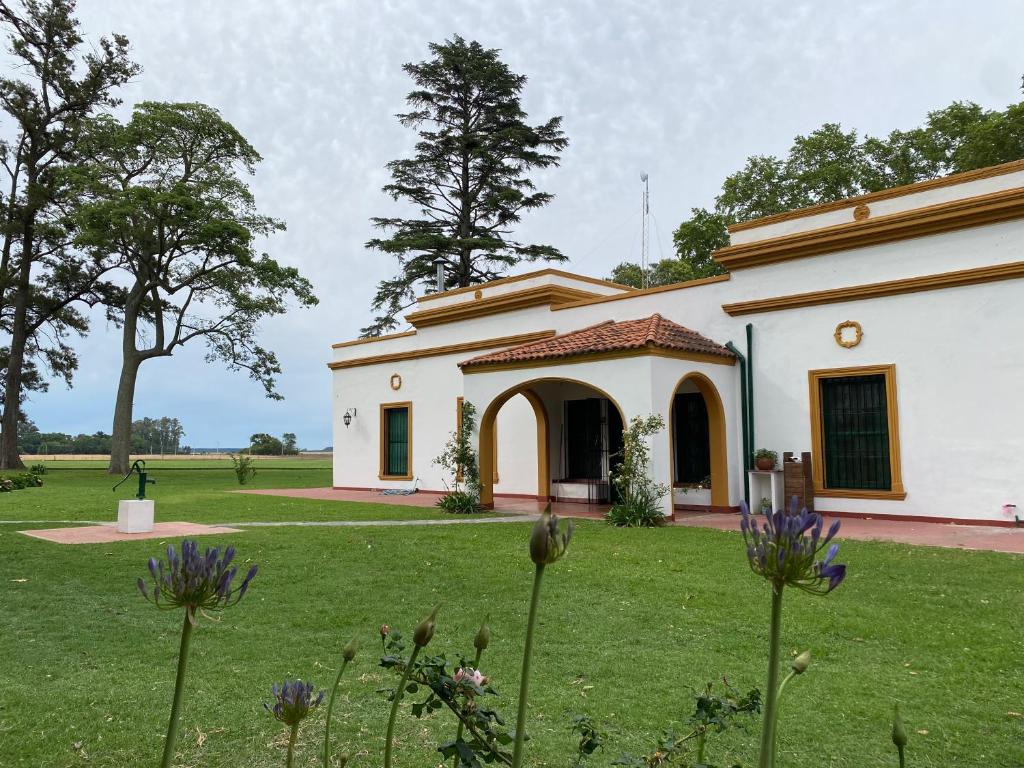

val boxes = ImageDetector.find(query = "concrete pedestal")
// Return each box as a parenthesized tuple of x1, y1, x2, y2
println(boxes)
(117, 499, 155, 533)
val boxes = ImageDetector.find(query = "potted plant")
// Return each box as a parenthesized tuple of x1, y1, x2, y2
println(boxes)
(754, 449, 777, 471)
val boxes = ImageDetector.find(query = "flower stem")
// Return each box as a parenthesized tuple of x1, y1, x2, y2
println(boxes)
(287, 722, 299, 768)
(160, 612, 194, 768)
(323, 658, 351, 768)
(384, 645, 421, 768)
(512, 564, 545, 768)
(452, 647, 484, 768)
(758, 586, 784, 768)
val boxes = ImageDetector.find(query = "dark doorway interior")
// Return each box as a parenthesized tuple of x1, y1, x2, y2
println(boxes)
(673, 392, 711, 484)
(560, 396, 623, 504)
(565, 397, 604, 479)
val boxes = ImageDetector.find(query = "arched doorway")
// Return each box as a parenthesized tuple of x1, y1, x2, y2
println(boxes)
(478, 378, 626, 508)
(669, 372, 728, 508)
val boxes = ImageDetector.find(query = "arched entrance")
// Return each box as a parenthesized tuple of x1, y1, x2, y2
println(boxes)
(479, 378, 626, 508)
(669, 372, 728, 508)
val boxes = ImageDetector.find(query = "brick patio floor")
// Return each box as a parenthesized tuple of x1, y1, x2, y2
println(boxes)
(237, 488, 1024, 553)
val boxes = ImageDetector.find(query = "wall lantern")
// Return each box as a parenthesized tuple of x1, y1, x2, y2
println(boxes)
(343, 408, 357, 428)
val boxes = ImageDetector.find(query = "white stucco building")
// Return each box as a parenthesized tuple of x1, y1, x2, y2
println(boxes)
(330, 160, 1024, 525)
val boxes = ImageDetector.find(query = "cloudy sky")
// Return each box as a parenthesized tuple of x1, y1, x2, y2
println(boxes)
(23, 0, 1023, 449)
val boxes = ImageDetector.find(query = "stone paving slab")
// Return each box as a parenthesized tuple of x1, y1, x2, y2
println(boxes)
(675, 512, 1024, 554)
(19, 521, 242, 545)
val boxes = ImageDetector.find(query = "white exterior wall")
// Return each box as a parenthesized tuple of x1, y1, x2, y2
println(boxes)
(749, 277, 1023, 521)
(332, 169, 1024, 522)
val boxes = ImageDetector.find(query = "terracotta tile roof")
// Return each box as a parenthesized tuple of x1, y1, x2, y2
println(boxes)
(459, 314, 735, 368)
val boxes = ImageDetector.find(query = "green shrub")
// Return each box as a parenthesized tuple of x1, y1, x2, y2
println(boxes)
(0, 472, 43, 491)
(607, 415, 669, 527)
(229, 453, 257, 485)
(436, 489, 479, 515)
(29, 463, 46, 476)
(433, 400, 481, 513)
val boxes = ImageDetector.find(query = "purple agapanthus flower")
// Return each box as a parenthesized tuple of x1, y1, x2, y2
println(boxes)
(265, 679, 325, 726)
(739, 497, 846, 594)
(137, 539, 258, 622)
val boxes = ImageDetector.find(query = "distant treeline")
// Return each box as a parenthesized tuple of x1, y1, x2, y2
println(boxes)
(18, 417, 189, 456)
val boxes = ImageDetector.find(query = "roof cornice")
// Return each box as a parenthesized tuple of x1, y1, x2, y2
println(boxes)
(714, 186, 1024, 271)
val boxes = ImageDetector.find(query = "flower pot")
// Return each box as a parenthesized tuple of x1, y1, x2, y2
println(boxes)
(755, 457, 775, 471)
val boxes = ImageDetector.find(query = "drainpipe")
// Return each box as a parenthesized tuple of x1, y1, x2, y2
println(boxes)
(746, 323, 755, 462)
(726, 341, 750, 505)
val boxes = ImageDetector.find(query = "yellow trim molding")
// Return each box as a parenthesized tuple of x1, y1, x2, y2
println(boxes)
(331, 330, 415, 350)
(416, 268, 636, 303)
(714, 186, 1024, 270)
(328, 330, 556, 370)
(669, 373, 729, 508)
(808, 364, 906, 500)
(406, 284, 599, 328)
(462, 346, 736, 375)
(722, 260, 1024, 316)
(379, 401, 413, 481)
(551, 273, 731, 311)
(728, 159, 1024, 233)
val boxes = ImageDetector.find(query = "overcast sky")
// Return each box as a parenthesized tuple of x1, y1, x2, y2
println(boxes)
(22, 0, 1024, 449)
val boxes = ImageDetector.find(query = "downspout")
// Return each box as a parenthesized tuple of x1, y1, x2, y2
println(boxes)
(725, 341, 750, 505)
(746, 323, 755, 461)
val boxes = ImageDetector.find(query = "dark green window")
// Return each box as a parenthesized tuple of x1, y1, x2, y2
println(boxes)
(819, 374, 891, 491)
(383, 406, 409, 477)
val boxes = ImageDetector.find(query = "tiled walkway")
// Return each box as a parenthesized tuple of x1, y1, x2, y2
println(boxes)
(237, 488, 1024, 553)
(675, 511, 1024, 554)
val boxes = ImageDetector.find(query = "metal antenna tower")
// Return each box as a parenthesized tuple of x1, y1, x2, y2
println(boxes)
(639, 172, 650, 289)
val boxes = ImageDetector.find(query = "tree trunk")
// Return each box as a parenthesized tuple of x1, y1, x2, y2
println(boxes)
(0, 223, 35, 471)
(108, 352, 141, 476)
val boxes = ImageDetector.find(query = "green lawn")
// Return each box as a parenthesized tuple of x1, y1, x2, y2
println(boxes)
(0, 467, 1021, 767)
(1, 461, 485, 523)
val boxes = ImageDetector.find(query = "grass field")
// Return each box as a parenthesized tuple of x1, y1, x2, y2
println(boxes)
(1, 460, 480, 523)
(1, 463, 1022, 767)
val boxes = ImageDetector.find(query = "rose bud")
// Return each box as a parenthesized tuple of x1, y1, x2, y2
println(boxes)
(474, 619, 491, 651)
(342, 637, 358, 663)
(413, 605, 440, 647)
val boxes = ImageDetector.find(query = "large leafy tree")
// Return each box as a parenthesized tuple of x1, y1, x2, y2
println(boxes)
(0, 0, 137, 468)
(74, 102, 317, 475)
(610, 99, 1024, 289)
(363, 36, 568, 336)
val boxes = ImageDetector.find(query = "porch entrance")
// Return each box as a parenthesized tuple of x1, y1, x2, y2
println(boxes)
(556, 397, 624, 504)
(478, 378, 627, 509)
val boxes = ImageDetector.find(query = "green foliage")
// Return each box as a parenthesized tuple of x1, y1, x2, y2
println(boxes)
(74, 101, 317, 400)
(612, 681, 761, 767)
(754, 449, 777, 464)
(28, 463, 45, 475)
(610, 97, 1024, 288)
(437, 490, 479, 515)
(0, 471, 43, 491)
(380, 626, 513, 768)
(607, 415, 669, 527)
(131, 417, 186, 455)
(0, 0, 139, 467)
(568, 713, 607, 766)
(363, 36, 568, 336)
(230, 453, 257, 485)
(434, 400, 480, 512)
(248, 433, 285, 456)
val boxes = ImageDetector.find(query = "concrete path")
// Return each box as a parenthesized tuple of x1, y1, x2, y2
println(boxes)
(220, 515, 537, 528)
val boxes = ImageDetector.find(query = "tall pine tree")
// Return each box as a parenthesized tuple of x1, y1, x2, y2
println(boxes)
(363, 36, 567, 336)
